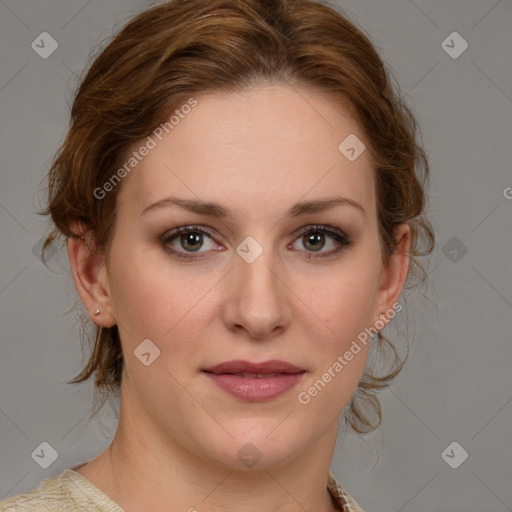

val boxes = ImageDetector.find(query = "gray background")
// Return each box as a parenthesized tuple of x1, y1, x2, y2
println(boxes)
(1, 1, 511, 511)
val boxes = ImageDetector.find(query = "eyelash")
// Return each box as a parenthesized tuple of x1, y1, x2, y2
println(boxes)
(160, 224, 352, 261)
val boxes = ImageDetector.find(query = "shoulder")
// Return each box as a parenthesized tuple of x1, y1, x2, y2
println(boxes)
(0, 469, 123, 512)
(328, 471, 366, 512)
(0, 468, 123, 512)
(0, 471, 70, 511)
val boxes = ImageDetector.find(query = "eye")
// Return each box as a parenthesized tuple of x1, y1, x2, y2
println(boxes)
(290, 225, 352, 258)
(161, 224, 352, 261)
(161, 225, 221, 260)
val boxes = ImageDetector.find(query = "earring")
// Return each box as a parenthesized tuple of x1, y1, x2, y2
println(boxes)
(94, 309, 101, 316)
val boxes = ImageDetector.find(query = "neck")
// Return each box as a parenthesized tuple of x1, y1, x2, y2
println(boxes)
(81, 392, 342, 512)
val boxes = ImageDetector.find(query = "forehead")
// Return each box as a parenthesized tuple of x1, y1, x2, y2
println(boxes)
(116, 84, 376, 219)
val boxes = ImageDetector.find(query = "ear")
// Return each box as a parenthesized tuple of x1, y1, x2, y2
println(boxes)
(372, 223, 410, 329)
(67, 224, 116, 328)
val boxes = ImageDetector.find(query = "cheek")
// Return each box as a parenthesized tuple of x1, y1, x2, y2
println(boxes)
(301, 265, 379, 400)
(107, 244, 210, 343)
(106, 250, 225, 389)
(317, 269, 379, 347)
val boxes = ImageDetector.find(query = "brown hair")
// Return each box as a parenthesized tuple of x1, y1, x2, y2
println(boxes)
(41, 0, 435, 433)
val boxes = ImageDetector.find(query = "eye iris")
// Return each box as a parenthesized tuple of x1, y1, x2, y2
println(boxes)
(303, 232, 325, 251)
(181, 232, 202, 252)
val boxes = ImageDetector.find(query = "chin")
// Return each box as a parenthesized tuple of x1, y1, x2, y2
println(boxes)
(199, 425, 307, 471)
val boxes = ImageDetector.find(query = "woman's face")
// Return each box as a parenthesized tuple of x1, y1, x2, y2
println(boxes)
(91, 83, 408, 469)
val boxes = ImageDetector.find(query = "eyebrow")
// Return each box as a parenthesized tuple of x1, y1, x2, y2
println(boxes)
(140, 195, 366, 218)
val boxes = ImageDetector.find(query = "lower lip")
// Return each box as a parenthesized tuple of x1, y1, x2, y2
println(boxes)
(204, 372, 305, 401)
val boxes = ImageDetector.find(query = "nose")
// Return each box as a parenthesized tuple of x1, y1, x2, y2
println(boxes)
(222, 247, 292, 340)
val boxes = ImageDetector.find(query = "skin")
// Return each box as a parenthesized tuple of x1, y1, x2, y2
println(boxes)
(68, 82, 410, 512)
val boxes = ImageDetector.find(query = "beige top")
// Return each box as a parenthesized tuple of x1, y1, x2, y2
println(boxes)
(0, 467, 364, 511)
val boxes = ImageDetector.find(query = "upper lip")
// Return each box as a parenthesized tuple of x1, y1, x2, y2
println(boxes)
(203, 360, 305, 374)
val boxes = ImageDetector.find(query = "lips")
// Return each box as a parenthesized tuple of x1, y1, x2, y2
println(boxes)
(203, 359, 305, 375)
(203, 360, 306, 401)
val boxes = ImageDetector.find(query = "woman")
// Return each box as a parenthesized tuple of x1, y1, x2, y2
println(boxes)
(0, 0, 434, 510)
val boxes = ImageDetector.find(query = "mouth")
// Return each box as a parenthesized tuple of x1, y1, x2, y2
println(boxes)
(202, 360, 306, 401)
(217, 372, 285, 378)
(203, 359, 305, 375)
